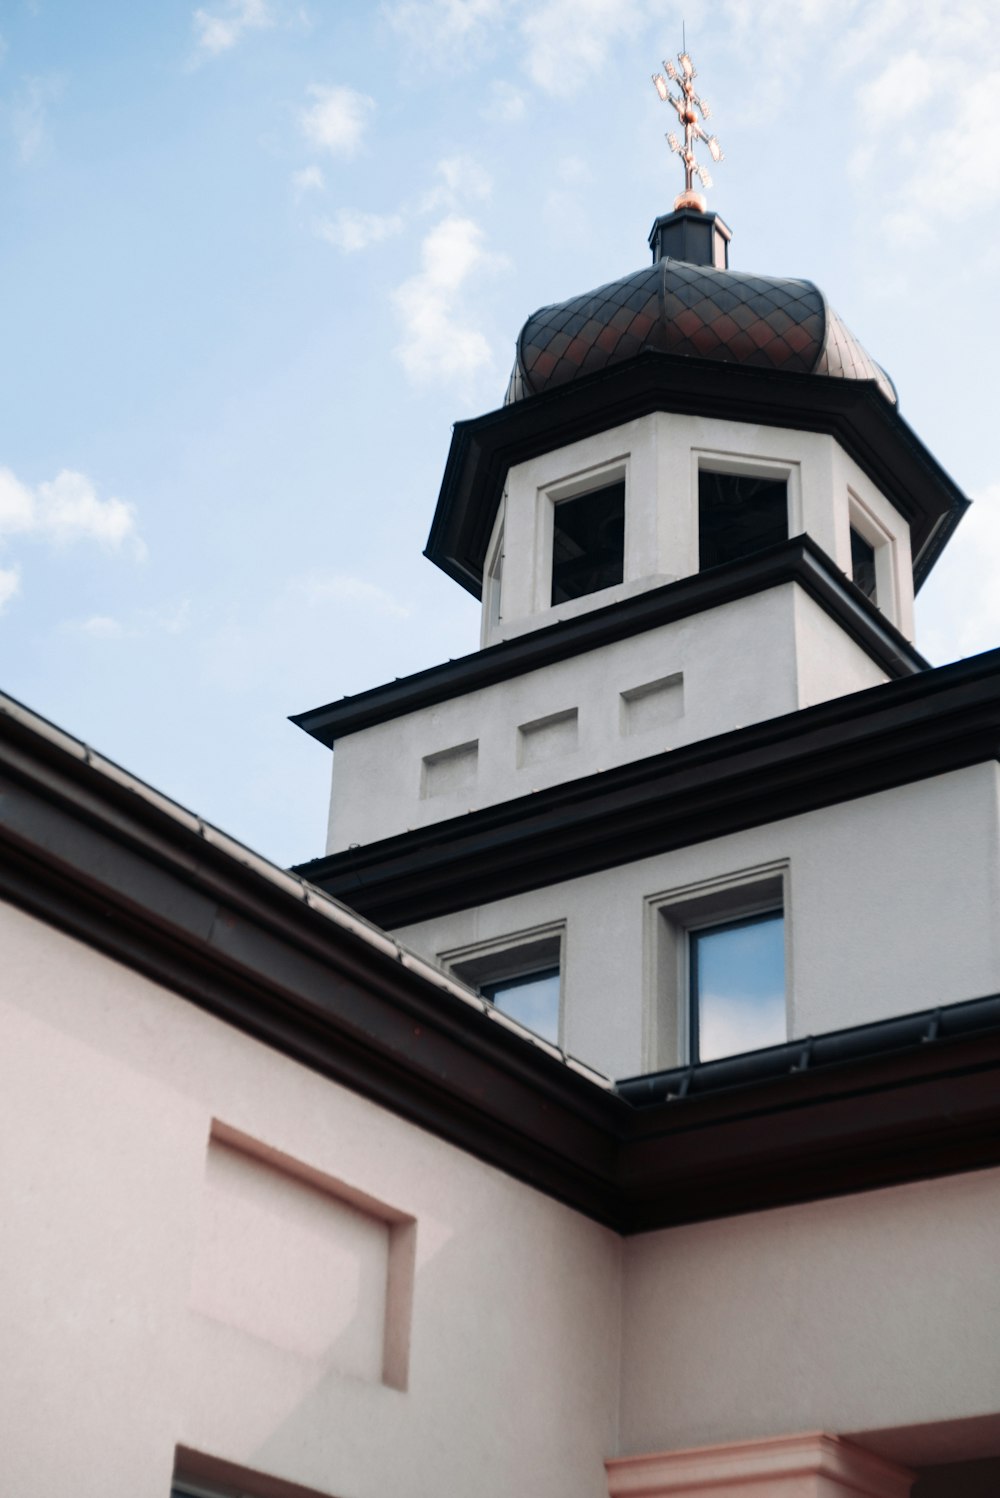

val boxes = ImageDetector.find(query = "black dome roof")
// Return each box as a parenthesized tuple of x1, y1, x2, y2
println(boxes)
(506, 256, 896, 407)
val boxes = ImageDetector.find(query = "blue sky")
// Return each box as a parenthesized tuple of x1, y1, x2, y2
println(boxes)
(2, 0, 999, 867)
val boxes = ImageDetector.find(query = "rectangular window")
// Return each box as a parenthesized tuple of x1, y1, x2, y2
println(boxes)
(446, 926, 564, 1046)
(551, 481, 625, 604)
(481, 966, 561, 1041)
(689, 909, 785, 1063)
(646, 866, 789, 1070)
(850, 526, 878, 602)
(698, 470, 788, 570)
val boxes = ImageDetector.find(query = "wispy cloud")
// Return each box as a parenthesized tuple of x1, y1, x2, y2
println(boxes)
(298, 84, 374, 158)
(11, 75, 61, 163)
(317, 208, 404, 253)
(191, 0, 273, 58)
(481, 80, 526, 123)
(291, 164, 325, 198)
(385, 0, 642, 94)
(385, 0, 505, 64)
(520, 0, 643, 96)
(68, 598, 191, 641)
(715, 0, 1000, 240)
(420, 153, 492, 213)
(918, 483, 1000, 664)
(0, 566, 19, 614)
(392, 215, 506, 385)
(0, 467, 144, 613)
(79, 614, 124, 639)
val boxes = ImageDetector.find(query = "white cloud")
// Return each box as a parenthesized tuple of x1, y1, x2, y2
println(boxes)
(12, 76, 60, 163)
(420, 154, 492, 213)
(192, 0, 273, 57)
(298, 84, 374, 158)
(0, 467, 144, 611)
(68, 598, 190, 641)
(393, 215, 505, 385)
(482, 80, 526, 123)
(917, 483, 1000, 664)
(79, 614, 124, 639)
(33, 470, 138, 550)
(317, 209, 404, 253)
(0, 467, 140, 549)
(385, 0, 505, 63)
(291, 164, 325, 197)
(0, 566, 19, 613)
(520, 0, 643, 95)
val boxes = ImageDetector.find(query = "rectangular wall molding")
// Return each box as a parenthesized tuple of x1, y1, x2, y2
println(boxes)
(620, 673, 684, 737)
(517, 708, 579, 768)
(190, 1122, 416, 1391)
(421, 740, 478, 799)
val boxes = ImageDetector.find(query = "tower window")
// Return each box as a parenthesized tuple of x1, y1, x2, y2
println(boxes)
(551, 481, 625, 605)
(850, 526, 878, 602)
(698, 470, 788, 570)
(481, 967, 561, 1043)
(446, 926, 564, 1046)
(689, 909, 786, 1063)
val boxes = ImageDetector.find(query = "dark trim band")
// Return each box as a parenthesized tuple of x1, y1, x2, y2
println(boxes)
(425, 352, 968, 598)
(295, 645, 1000, 928)
(292, 536, 926, 748)
(3, 698, 1000, 1234)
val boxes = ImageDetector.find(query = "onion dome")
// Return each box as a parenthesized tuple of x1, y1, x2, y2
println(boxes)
(506, 223, 895, 408)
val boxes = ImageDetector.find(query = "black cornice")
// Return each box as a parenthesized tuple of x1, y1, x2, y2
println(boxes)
(424, 352, 969, 598)
(292, 537, 926, 748)
(294, 646, 1000, 929)
(3, 698, 1000, 1234)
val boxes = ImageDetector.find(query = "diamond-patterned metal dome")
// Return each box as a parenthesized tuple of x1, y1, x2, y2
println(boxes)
(506, 258, 896, 406)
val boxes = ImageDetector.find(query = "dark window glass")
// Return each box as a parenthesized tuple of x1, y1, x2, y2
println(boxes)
(850, 527, 878, 602)
(689, 911, 785, 1063)
(698, 471, 788, 570)
(481, 967, 560, 1043)
(551, 482, 625, 605)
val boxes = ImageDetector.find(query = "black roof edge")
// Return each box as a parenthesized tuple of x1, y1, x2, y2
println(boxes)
(617, 992, 1000, 1106)
(293, 642, 1000, 927)
(4, 691, 1000, 1233)
(424, 351, 970, 601)
(291, 536, 927, 748)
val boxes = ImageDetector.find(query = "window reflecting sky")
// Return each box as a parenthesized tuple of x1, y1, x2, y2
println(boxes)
(484, 969, 560, 1045)
(692, 913, 785, 1062)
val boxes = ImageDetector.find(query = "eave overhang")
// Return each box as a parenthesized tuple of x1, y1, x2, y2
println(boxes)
(3, 694, 1000, 1234)
(293, 536, 927, 749)
(425, 351, 969, 598)
(295, 644, 1000, 929)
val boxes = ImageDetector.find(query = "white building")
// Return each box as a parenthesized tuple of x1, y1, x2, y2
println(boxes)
(2, 196, 1000, 1498)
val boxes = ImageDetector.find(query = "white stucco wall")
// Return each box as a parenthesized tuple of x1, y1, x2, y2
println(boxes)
(484, 412, 914, 645)
(0, 900, 621, 1498)
(326, 583, 889, 852)
(395, 763, 1000, 1079)
(618, 1168, 1000, 1456)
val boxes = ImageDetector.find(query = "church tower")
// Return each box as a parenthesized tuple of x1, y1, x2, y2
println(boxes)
(292, 52, 972, 1083)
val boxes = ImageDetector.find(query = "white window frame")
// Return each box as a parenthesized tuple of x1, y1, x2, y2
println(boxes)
(440, 920, 566, 1046)
(692, 449, 802, 570)
(643, 860, 791, 1070)
(847, 488, 900, 625)
(535, 456, 629, 615)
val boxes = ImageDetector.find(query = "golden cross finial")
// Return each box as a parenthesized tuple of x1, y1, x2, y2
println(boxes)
(651, 50, 723, 213)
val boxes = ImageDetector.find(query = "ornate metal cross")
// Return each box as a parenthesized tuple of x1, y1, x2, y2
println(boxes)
(652, 51, 723, 212)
